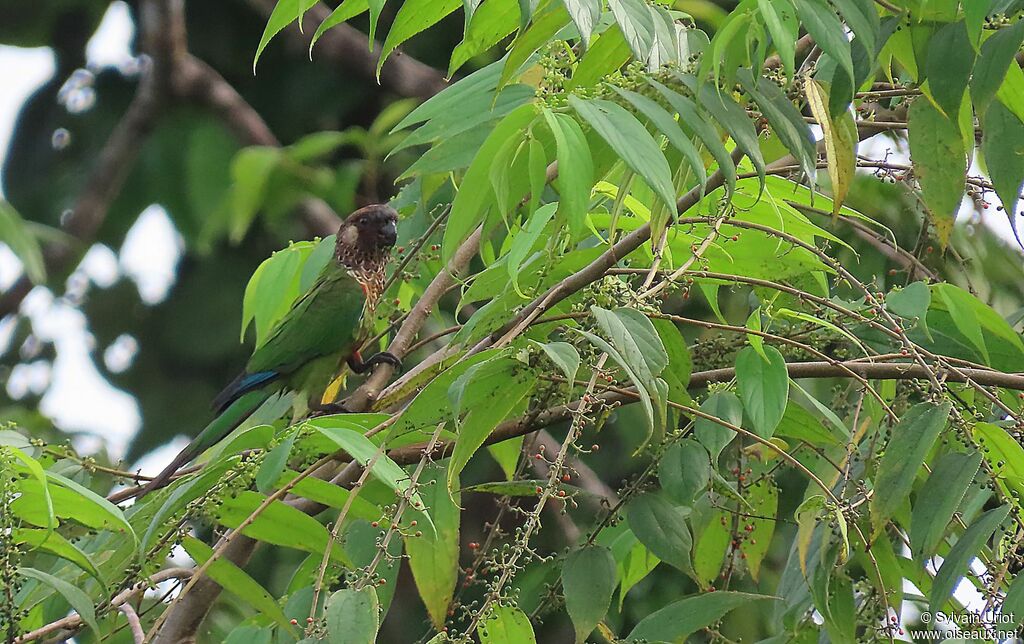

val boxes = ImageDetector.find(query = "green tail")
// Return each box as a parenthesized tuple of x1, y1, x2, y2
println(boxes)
(138, 389, 270, 498)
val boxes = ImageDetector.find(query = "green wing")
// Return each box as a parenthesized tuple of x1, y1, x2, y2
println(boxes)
(247, 266, 367, 375)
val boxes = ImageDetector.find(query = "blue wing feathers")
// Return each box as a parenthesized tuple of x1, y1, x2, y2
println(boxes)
(212, 370, 279, 413)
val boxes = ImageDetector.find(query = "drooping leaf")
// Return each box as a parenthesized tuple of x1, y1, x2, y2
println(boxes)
(477, 604, 537, 643)
(404, 464, 460, 629)
(735, 345, 789, 439)
(626, 492, 692, 574)
(608, 0, 656, 60)
(970, 18, 1024, 116)
(739, 479, 778, 581)
(737, 69, 816, 182)
(626, 592, 776, 642)
(910, 451, 983, 559)
(533, 340, 581, 384)
(757, 0, 798, 78)
(18, 567, 99, 637)
(924, 21, 975, 118)
(542, 110, 593, 237)
(255, 430, 297, 494)
(326, 586, 380, 644)
(562, 0, 601, 49)
(981, 100, 1024, 245)
(378, 0, 462, 75)
(794, 0, 853, 82)
(658, 439, 711, 507)
(870, 402, 952, 530)
(694, 391, 743, 460)
(182, 536, 293, 630)
(929, 505, 1010, 614)
(805, 79, 856, 215)
(254, 0, 319, 71)
(908, 98, 967, 248)
(570, 96, 678, 213)
(562, 545, 617, 643)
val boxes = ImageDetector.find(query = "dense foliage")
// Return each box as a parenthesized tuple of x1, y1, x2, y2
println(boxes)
(4, 0, 1024, 641)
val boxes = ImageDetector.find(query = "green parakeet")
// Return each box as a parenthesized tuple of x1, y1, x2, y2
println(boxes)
(139, 204, 399, 496)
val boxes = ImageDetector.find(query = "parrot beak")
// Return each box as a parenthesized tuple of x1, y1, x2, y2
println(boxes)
(380, 220, 397, 246)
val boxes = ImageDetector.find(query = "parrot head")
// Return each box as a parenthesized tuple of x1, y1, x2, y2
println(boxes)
(335, 204, 399, 303)
(335, 204, 399, 268)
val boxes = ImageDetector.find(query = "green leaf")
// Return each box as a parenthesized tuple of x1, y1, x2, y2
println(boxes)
(506, 203, 557, 295)
(0, 201, 45, 283)
(694, 391, 743, 460)
(230, 146, 282, 242)
(562, 0, 601, 49)
(625, 492, 692, 574)
(533, 340, 581, 384)
(735, 345, 789, 439)
(216, 490, 351, 562)
(326, 586, 380, 644)
(404, 464, 460, 629)
(886, 280, 931, 337)
(1002, 571, 1024, 629)
(795, 495, 825, 575)
(739, 479, 778, 580)
(313, 423, 428, 512)
(254, 0, 319, 71)
(831, 0, 878, 61)
(924, 21, 975, 118)
(255, 430, 297, 494)
(929, 505, 1009, 614)
(692, 506, 730, 585)
(608, 0, 655, 60)
(378, 0, 462, 75)
(562, 545, 616, 643)
(462, 479, 587, 497)
(774, 402, 841, 447)
(8, 447, 53, 533)
(611, 528, 660, 606)
(805, 79, 856, 214)
(982, 100, 1024, 245)
(611, 86, 708, 196)
(626, 591, 776, 642)
(570, 96, 678, 213)
(499, 4, 571, 89)
(910, 451, 983, 559)
(449, 0, 521, 77)
(182, 536, 293, 630)
(648, 79, 736, 195)
(591, 307, 668, 379)
(45, 470, 134, 539)
(934, 283, 990, 364)
(542, 110, 594, 237)
(756, 0, 798, 78)
(794, 0, 853, 82)
(13, 529, 103, 583)
(478, 604, 537, 643)
(737, 69, 816, 182)
(448, 359, 536, 488)
(870, 402, 952, 530)
(973, 421, 1024, 500)
(681, 74, 766, 190)
(570, 25, 633, 89)
(310, 0, 371, 53)
(970, 18, 1024, 116)
(658, 439, 711, 506)
(443, 103, 537, 262)
(18, 567, 99, 637)
(908, 98, 967, 249)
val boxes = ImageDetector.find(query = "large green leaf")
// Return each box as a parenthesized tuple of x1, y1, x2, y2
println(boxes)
(870, 402, 952, 530)
(794, 0, 853, 82)
(625, 492, 692, 574)
(658, 439, 711, 507)
(694, 391, 743, 460)
(326, 586, 380, 644)
(626, 591, 776, 641)
(929, 505, 1009, 614)
(735, 345, 789, 439)
(18, 567, 99, 637)
(970, 18, 1024, 116)
(924, 21, 975, 118)
(908, 98, 966, 248)
(443, 103, 537, 262)
(562, 0, 601, 49)
(378, 0, 462, 74)
(562, 545, 616, 643)
(570, 96, 678, 213)
(981, 100, 1024, 244)
(182, 536, 293, 630)
(477, 604, 537, 643)
(910, 451, 982, 559)
(544, 109, 593, 237)
(608, 0, 655, 60)
(404, 464, 460, 629)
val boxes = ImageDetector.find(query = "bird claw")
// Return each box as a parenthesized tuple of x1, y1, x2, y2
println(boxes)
(348, 351, 402, 374)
